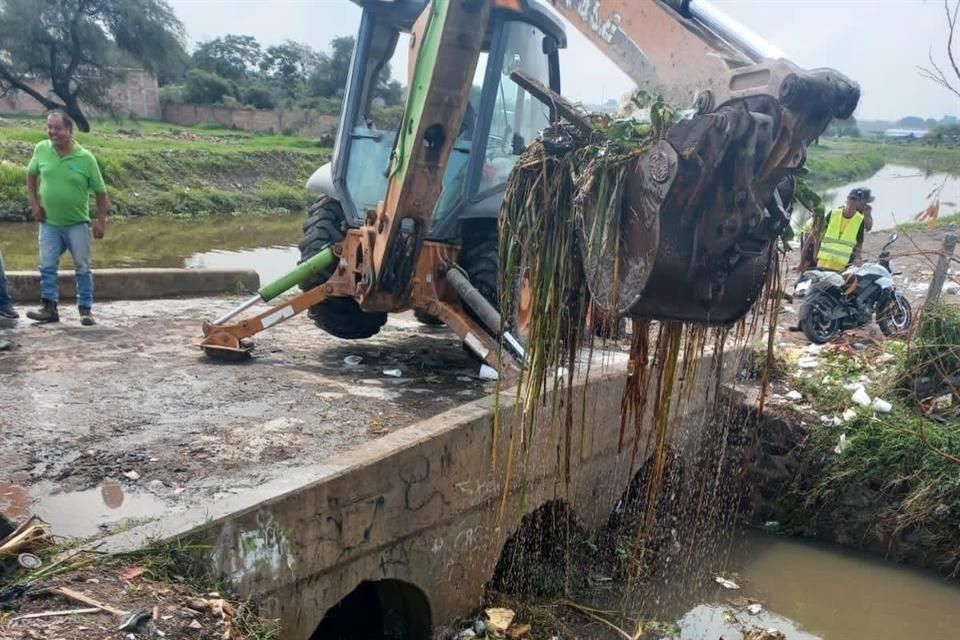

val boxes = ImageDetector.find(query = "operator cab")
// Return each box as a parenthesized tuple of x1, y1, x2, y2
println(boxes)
(307, 0, 567, 242)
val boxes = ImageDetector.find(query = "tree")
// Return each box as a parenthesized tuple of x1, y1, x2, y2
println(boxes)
(308, 36, 355, 98)
(919, 0, 960, 100)
(0, 0, 185, 132)
(184, 69, 234, 104)
(193, 35, 262, 81)
(260, 40, 321, 99)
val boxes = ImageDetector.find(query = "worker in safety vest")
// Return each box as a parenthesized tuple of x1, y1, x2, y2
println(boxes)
(815, 187, 870, 271)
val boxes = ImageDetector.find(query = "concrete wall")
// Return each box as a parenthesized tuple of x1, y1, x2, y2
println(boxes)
(103, 348, 731, 639)
(161, 103, 338, 137)
(0, 70, 160, 120)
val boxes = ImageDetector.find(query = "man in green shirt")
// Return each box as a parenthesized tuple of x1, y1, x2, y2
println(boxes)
(25, 110, 110, 325)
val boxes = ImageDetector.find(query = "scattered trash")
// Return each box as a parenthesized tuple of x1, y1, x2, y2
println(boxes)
(785, 390, 803, 402)
(747, 603, 764, 615)
(870, 397, 892, 413)
(118, 609, 152, 632)
(478, 364, 499, 381)
(458, 630, 477, 639)
(188, 619, 203, 630)
(796, 356, 819, 369)
(715, 576, 741, 590)
(473, 618, 486, 635)
(0, 339, 13, 351)
(932, 393, 953, 410)
(120, 565, 144, 581)
(456, 376, 473, 383)
(17, 552, 41, 569)
(592, 574, 613, 583)
(842, 408, 858, 423)
(485, 608, 516, 632)
(0, 516, 50, 559)
(834, 433, 849, 455)
(424, 373, 442, 384)
(383, 368, 403, 378)
(762, 521, 780, 531)
(782, 305, 796, 314)
(123, 470, 141, 481)
(851, 387, 872, 407)
(853, 342, 866, 351)
(343, 355, 363, 366)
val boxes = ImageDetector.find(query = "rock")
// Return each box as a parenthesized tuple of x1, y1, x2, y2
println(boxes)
(485, 608, 515, 633)
(507, 623, 532, 638)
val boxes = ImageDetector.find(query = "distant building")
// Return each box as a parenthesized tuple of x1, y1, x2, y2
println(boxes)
(0, 69, 160, 120)
(883, 128, 929, 139)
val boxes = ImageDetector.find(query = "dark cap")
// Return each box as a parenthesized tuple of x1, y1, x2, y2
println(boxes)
(848, 187, 875, 203)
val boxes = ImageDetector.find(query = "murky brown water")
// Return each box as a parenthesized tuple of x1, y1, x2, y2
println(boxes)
(668, 530, 960, 640)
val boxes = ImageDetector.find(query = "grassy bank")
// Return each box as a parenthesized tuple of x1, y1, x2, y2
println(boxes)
(805, 139, 960, 190)
(775, 308, 960, 573)
(0, 116, 330, 221)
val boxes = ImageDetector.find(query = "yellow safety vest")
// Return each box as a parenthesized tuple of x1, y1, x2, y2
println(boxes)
(817, 208, 864, 271)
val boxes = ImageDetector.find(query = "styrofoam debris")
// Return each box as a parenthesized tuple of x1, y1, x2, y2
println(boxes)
(797, 356, 820, 369)
(785, 390, 803, 401)
(805, 344, 826, 354)
(479, 364, 499, 381)
(851, 387, 872, 407)
(933, 393, 954, 410)
(715, 576, 740, 589)
(748, 604, 764, 615)
(383, 368, 403, 377)
(343, 355, 363, 366)
(842, 408, 858, 422)
(834, 433, 849, 455)
(871, 397, 892, 413)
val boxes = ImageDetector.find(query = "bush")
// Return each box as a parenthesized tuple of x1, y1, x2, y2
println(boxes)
(243, 85, 276, 110)
(159, 85, 186, 104)
(256, 180, 310, 211)
(0, 162, 29, 220)
(184, 69, 235, 105)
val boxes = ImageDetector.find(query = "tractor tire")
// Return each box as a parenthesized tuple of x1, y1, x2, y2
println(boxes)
(459, 225, 501, 325)
(298, 197, 387, 340)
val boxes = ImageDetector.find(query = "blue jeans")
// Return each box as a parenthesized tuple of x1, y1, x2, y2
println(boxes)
(0, 248, 12, 309)
(39, 223, 93, 307)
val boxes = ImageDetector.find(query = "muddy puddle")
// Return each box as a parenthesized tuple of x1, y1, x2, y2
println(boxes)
(641, 530, 960, 639)
(0, 480, 166, 538)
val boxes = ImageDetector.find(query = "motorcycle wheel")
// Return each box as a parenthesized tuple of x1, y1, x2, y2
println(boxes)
(877, 291, 913, 337)
(799, 293, 841, 344)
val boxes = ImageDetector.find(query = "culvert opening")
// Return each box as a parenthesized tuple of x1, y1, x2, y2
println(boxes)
(311, 579, 431, 640)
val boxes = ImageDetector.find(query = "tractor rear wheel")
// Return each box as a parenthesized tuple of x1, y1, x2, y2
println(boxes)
(298, 197, 387, 340)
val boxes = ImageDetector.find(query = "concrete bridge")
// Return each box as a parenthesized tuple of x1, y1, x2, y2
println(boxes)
(105, 348, 730, 639)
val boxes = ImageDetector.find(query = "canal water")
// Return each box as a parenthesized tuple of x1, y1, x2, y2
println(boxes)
(824, 163, 960, 230)
(667, 530, 960, 640)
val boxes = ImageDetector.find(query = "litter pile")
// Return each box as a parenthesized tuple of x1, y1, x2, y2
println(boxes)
(0, 514, 278, 639)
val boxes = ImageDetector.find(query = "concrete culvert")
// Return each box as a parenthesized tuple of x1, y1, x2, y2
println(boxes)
(310, 579, 432, 640)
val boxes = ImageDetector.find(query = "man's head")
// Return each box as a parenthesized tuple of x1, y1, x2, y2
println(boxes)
(46, 110, 74, 148)
(844, 187, 872, 215)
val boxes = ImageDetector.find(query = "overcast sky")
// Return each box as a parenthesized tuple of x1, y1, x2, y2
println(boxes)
(168, 0, 959, 121)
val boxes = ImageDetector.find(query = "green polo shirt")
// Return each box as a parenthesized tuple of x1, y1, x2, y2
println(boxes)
(27, 140, 107, 227)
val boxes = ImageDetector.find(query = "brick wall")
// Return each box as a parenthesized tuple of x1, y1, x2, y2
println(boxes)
(0, 69, 161, 119)
(160, 103, 338, 137)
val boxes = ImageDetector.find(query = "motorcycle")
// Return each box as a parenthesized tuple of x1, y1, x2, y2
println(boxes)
(797, 233, 913, 344)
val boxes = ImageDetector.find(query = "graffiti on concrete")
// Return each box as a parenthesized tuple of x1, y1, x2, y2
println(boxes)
(213, 507, 297, 584)
(400, 455, 450, 513)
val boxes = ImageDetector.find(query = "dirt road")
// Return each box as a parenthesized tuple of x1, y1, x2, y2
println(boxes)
(0, 297, 494, 538)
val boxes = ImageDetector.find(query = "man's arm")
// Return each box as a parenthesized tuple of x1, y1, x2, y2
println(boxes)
(862, 205, 873, 232)
(89, 154, 109, 239)
(852, 223, 865, 265)
(26, 173, 43, 222)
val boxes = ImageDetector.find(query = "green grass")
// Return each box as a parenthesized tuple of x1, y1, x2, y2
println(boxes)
(896, 210, 960, 231)
(782, 323, 960, 571)
(0, 116, 330, 221)
(805, 139, 960, 191)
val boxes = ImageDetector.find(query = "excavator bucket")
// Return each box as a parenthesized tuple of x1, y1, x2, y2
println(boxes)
(575, 65, 858, 326)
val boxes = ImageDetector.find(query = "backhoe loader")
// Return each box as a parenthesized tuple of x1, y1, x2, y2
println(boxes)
(199, 0, 859, 368)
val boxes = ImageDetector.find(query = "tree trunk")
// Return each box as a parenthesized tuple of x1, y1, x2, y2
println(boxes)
(61, 95, 91, 132)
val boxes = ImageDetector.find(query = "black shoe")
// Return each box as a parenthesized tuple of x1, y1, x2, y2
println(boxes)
(79, 306, 95, 326)
(788, 324, 802, 332)
(0, 306, 17, 319)
(26, 299, 59, 323)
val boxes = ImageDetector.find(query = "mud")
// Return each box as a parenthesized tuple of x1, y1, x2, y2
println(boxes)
(0, 296, 495, 538)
